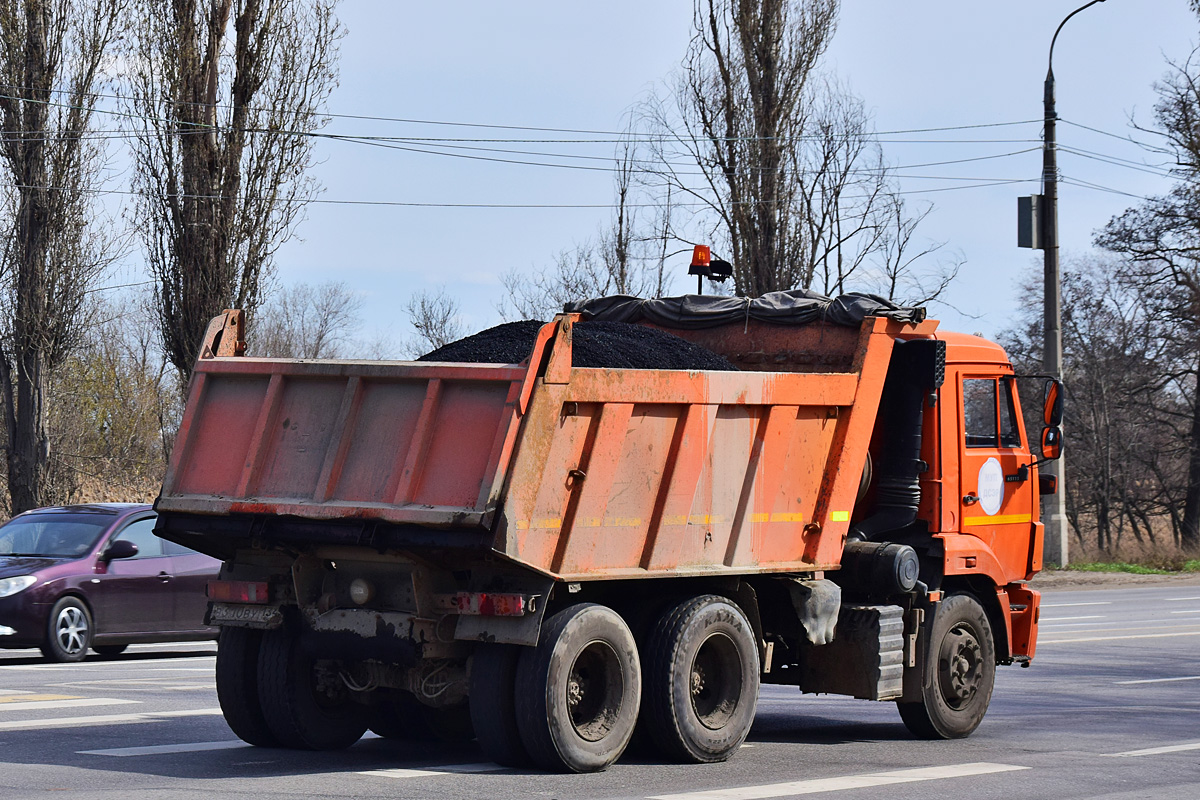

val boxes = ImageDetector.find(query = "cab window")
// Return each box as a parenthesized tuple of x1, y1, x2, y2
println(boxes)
(999, 378, 1022, 448)
(963, 379, 998, 447)
(112, 517, 164, 559)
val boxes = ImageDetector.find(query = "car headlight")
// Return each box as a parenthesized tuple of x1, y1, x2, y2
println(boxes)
(0, 576, 37, 598)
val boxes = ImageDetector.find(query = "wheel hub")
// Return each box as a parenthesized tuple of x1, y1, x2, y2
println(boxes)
(938, 624, 983, 707)
(56, 607, 88, 655)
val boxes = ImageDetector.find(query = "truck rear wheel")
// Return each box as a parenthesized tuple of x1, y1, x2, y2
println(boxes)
(641, 595, 759, 762)
(515, 603, 641, 772)
(370, 693, 473, 742)
(216, 627, 278, 747)
(897, 593, 995, 739)
(257, 627, 367, 750)
(470, 644, 531, 766)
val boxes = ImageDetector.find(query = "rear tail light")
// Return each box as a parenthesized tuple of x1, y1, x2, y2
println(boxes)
(438, 592, 536, 616)
(207, 580, 270, 604)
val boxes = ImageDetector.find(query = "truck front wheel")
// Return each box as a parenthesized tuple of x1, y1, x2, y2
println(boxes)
(641, 595, 759, 762)
(515, 603, 641, 772)
(897, 593, 995, 739)
(216, 627, 278, 746)
(256, 627, 367, 750)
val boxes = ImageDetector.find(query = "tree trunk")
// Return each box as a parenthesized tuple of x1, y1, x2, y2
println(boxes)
(1182, 363, 1200, 552)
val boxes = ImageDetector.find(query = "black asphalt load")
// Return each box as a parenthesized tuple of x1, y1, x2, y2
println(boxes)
(419, 320, 738, 371)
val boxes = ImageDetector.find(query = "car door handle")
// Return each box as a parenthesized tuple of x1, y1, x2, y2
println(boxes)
(963, 493, 979, 506)
(157, 571, 173, 582)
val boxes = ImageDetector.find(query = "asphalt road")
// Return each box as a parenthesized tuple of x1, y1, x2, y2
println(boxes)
(1, 584, 1198, 800)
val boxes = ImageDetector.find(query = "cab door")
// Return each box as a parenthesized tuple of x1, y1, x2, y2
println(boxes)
(958, 375, 1035, 583)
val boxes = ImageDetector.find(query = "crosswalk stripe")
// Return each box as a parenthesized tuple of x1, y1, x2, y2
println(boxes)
(0, 706, 221, 731)
(647, 763, 1030, 800)
(1110, 741, 1200, 757)
(81, 740, 248, 757)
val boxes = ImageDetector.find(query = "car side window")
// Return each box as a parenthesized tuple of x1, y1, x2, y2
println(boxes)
(113, 517, 164, 559)
(162, 539, 202, 557)
(963, 378, 999, 448)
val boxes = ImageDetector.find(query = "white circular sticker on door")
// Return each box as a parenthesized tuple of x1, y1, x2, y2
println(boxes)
(977, 457, 1004, 516)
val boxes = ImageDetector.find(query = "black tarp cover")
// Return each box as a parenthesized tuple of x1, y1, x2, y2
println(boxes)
(563, 289, 925, 329)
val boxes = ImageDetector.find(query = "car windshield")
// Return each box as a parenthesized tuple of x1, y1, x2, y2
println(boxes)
(0, 513, 112, 558)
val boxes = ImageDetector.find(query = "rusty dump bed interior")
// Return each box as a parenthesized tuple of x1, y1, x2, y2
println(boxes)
(157, 314, 937, 580)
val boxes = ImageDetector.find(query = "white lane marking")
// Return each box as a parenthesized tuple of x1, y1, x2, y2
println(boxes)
(359, 763, 509, 779)
(1168, 597, 1200, 602)
(55, 678, 212, 690)
(1041, 601, 1112, 608)
(1040, 615, 1105, 622)
(0, 706, 220, 731)
(646, 763, 1030, 800)
(1169, 609, 1200, 614)
(0, 656, 214, 671)
(0, 697, 138, 712)
(1110, 741, 1200, 757)
(1041, 631, 1200, 644)
(1115, 676, 1200, 685)
(81, 740, 246, 757)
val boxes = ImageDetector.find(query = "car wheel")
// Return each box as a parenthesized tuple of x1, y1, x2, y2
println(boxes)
(41, 597, 92, 663)
(515, 603, 640, 773)
(93, 644, 128, 657)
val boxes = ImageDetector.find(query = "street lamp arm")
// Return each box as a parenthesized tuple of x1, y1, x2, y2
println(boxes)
(1048, 0, 1108, 78)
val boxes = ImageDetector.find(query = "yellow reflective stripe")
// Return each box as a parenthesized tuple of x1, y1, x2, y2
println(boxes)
(830, 511, 851, 522)
(963, 513, 1033, 527)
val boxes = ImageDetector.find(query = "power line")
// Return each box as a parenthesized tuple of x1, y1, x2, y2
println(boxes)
(0, 83, 1040, 139)
(0, 174, 1041, 209)
(1060, 176, 1150, 200)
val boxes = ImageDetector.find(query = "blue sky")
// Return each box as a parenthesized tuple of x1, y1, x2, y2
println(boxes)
(253, 0, 1195, 347)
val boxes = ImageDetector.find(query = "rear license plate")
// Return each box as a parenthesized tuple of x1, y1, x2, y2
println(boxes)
(207, 602, 283, 629)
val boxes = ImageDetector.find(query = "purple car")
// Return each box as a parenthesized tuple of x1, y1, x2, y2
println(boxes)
(0, 503, 220, 662)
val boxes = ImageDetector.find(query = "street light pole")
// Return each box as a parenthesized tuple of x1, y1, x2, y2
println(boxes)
(1042, 0, 1106, 567)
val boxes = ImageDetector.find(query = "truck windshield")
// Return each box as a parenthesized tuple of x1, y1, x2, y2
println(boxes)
(0, 513, 112, 558)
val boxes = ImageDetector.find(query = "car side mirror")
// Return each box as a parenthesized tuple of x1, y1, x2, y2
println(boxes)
(1043, 379, 1063, 427)
(1040, 426, 1062, 460)
(102, 540, 139, 561)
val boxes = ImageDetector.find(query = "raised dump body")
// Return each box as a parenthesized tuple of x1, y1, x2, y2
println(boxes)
(156, 301, 1057, 774)
(160, 313, 926, 577)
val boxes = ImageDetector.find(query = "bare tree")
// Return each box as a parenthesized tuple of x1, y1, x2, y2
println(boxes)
(641, 0, 942, 301)
(501, 127, 673, 320)
(250, 280, 362, 359)
(49, 293, 177, 504)
(405, 287, 463, 357)
(126, 0, 341, 378)
(1001, 258, 1186, 554)
(1096, 47, 1200, 551)
(0, 0, 126, 512)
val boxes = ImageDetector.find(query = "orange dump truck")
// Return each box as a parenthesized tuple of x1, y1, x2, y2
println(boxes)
(156, 295, 1061, 773)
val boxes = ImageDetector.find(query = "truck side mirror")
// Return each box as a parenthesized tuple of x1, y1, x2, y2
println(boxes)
(1040, 426, 1062, 460)
(1043, 379, 1063, 427)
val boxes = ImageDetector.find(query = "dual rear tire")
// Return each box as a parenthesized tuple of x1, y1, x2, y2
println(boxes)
(216, 626, 367, 750)
(470, 596, 759, 772)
